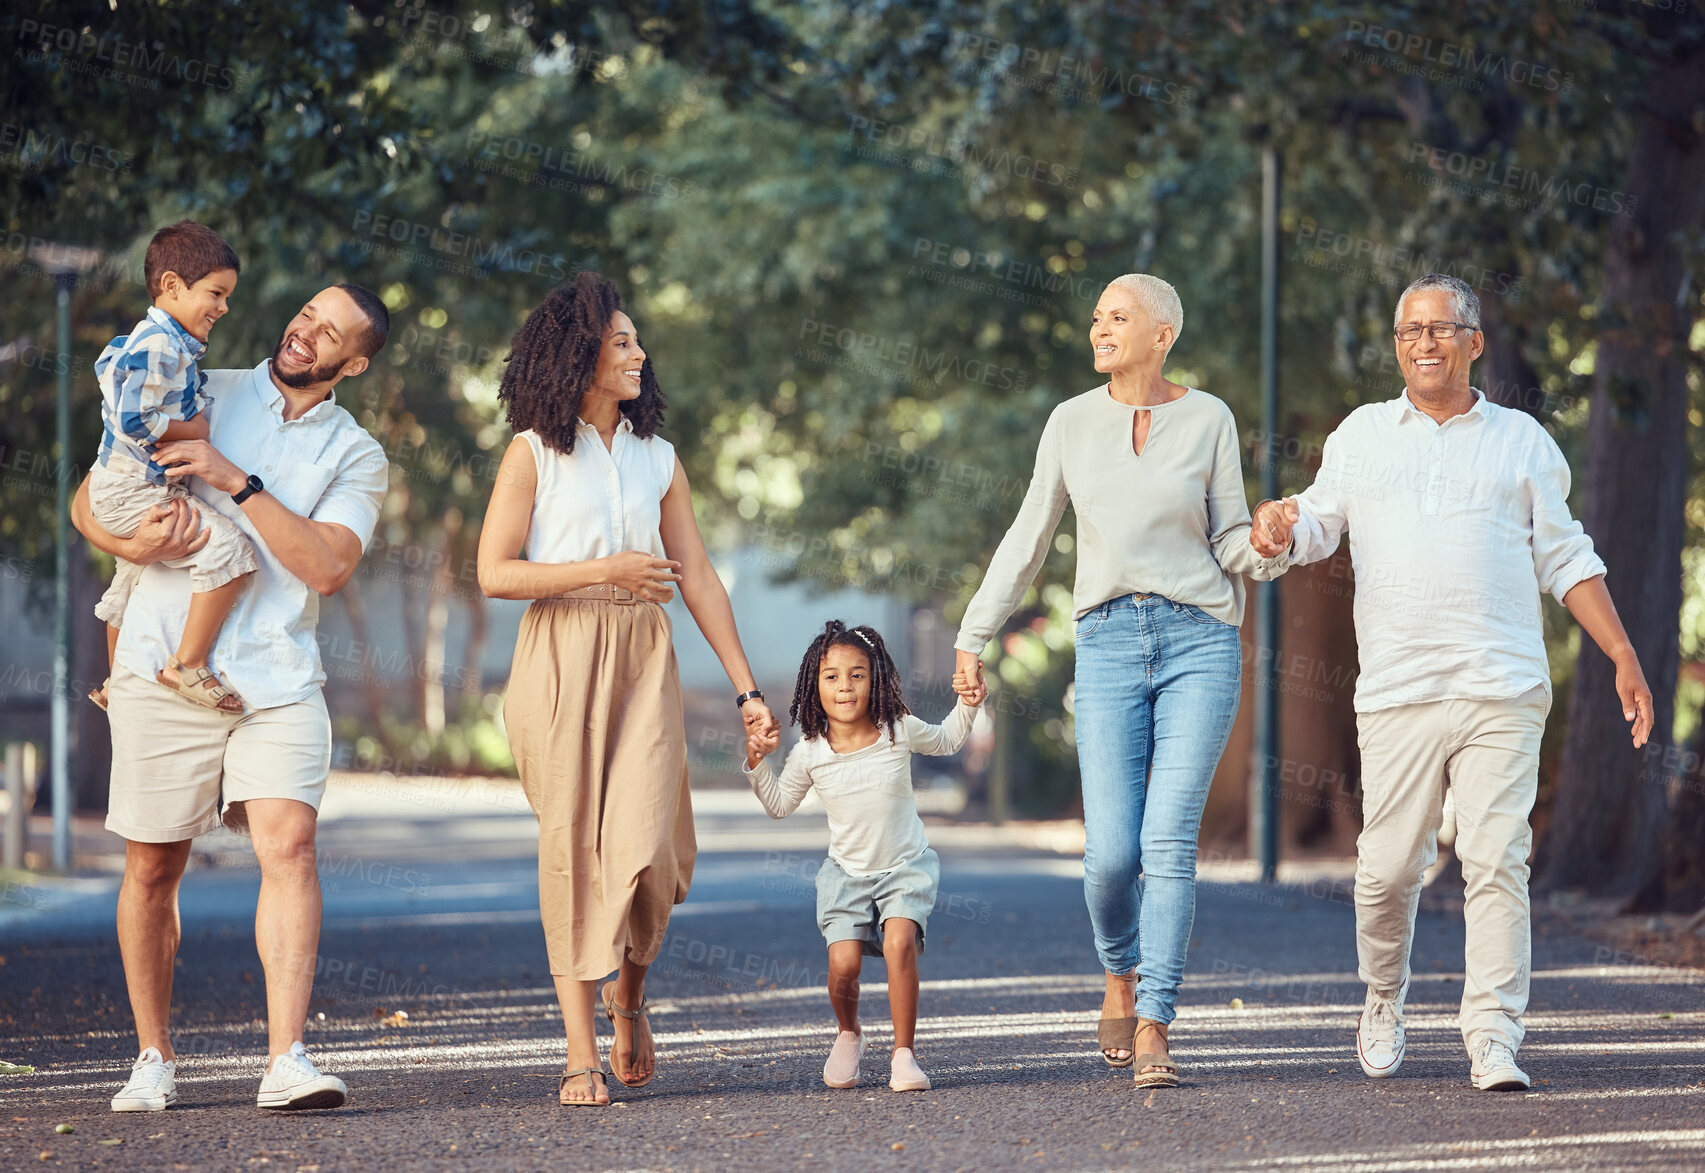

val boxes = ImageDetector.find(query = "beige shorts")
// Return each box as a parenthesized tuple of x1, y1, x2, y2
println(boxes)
(89, 463, 256, 627)
(104, 661, 331, 842)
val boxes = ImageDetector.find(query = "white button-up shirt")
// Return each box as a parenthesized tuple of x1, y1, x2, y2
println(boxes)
(115, 361, 389, 710)
(519, 421, 676, 565)
(1289, 388, 1605, 713)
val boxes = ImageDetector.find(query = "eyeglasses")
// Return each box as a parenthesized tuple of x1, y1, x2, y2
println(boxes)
(1393, 322, 1478, 342)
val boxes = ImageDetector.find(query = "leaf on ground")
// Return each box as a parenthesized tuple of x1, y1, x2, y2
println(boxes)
(0, 1062, 35, 1075)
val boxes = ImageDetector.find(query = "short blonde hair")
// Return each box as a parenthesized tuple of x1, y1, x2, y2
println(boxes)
(1105, 273, 1183, 353)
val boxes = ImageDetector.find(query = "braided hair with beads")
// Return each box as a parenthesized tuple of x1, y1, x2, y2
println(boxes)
(790, 619, 911, 740)
(497, 270, 667, 455)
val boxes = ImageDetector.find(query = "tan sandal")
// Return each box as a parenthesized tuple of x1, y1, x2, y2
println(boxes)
(601, 981, 655, 1088)
(1132, 1017, 1179, 1088)
(156, 656, 244, 714)
(558, 1065, 609, 1106)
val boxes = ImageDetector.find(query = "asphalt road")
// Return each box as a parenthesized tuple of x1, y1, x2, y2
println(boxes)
(2, 775, 1702, 1172)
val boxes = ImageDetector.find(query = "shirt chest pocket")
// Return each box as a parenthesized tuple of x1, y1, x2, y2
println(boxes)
(267, 461, 337, 518)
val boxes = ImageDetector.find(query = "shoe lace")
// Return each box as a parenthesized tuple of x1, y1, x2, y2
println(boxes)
(128, 1057, 169, 1092)
(1365, 999, 1398, 1040)
(271, 1049, 318, 1082)
(1475, 1039, 1513, 1068)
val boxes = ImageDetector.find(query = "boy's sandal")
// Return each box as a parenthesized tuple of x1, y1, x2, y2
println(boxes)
(558, 1065, 609, 1106)
(88, 679, 110, 712)
(155, 655, 244, 714)
(602, 981, 655, 1088)
(1132, 1018, 1180, 1088)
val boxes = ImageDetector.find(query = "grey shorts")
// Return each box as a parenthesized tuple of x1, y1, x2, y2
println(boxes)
(816, 847, 940, 957)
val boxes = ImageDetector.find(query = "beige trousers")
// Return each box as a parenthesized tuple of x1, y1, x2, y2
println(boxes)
(1354, 684, 1549, 1053)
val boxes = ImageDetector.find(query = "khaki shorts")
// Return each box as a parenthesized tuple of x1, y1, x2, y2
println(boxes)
(105, 661, 331, 842)
(88, 464, 257, 627)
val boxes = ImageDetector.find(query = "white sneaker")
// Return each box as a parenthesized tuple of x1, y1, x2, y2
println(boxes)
(823, 1030, 864, 1089)
(111, 1047, 177, 1112)
(889, 1047, 931, 1092)
(256, 1042, 347, 1110)
(1470, 1038, 1530, 1091)
(1356, 991, 1406, 1078)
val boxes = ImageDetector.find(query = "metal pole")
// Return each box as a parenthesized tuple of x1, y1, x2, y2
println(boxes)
(52, 272, 74, 873)
(4, 743, 23, 869)
(1251, 146, 1282, 883)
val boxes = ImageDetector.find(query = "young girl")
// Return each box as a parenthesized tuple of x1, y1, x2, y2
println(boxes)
(744, 620, 985, 1092)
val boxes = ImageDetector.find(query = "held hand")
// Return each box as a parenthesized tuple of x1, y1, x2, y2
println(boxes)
(606, 550, 682, 603)
(741, 698, 779, 740)
(951, 665, 988, 707)
(1250, 497, 1300, 558)
(1614, 653, 1655, 749)
(126, 498, 209, 564)
(745, 723, 780, 769)
(953, 649, 984, 702)
(152, 439, 247, 496)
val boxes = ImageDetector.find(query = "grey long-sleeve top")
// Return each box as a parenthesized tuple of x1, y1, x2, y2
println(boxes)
(955, 386, 1287, 653)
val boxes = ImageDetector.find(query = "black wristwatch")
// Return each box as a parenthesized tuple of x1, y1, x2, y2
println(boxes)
(231, 473, 264, 505)
(734, 689, 765, 710)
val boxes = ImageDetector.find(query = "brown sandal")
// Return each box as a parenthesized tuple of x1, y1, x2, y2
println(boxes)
(559, 1065, 609, 1106)
(1098, 971, 1139, 1067)
(1132, 1017, 1179, 1088)
(602, 981, 654, 1088)
(156, 656, 244, 714)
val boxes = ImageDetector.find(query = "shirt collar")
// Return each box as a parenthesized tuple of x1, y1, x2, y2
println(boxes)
(1394, 386, 1487, 424)
(576, 415, 636, 437)
(252, 360, 339, 423)
(145, 306, 207, 361)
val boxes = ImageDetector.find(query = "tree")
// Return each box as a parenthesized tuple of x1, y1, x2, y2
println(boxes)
(1537, 14, 1705, 904)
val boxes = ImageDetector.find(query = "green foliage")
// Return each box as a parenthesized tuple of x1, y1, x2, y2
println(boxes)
(5, 1, 1700, 798)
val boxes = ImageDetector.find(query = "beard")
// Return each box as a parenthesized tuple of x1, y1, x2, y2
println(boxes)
(271, 332, 341, 388)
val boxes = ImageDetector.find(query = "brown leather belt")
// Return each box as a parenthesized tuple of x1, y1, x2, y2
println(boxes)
(554, 584, 638, 604)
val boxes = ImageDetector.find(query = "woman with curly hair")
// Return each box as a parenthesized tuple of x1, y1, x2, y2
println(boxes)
(478, 271, 778, 1106)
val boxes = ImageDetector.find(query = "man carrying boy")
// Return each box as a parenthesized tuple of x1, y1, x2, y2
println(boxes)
(72, 282, 392, 1112)
(90, 220, 257, 713)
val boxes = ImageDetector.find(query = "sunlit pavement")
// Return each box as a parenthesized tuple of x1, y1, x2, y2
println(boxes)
(2, 774, 1702, 1171)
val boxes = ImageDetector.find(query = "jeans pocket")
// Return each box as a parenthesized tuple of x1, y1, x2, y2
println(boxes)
(1076, 606, 1109, 641)
(1179, 603, 1227, 626)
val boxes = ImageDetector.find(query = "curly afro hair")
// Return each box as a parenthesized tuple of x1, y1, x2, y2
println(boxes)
(790, 619, 911, 741)
(497, 270, 667, 454)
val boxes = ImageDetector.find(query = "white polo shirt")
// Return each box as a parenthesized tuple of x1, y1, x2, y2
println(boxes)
(1289, 387, 1605, 713)
(115, 360, 389, 710)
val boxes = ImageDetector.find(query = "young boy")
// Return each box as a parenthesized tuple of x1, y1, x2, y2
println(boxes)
(89, 221, 256, 714)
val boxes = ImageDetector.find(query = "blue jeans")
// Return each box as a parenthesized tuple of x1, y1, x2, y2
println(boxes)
(1074, 593, 1242, 1025)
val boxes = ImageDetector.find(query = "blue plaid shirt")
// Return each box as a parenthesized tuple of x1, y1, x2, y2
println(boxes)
(95, 306, 208, 486)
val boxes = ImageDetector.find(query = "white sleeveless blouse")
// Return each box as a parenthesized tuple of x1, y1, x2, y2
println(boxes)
(519, 420, 676, 564)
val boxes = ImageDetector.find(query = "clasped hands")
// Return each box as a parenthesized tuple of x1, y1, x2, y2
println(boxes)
(1250, 497, 1300, 558)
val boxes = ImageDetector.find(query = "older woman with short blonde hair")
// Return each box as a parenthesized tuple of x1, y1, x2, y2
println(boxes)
(955, 273, 1286, 1088)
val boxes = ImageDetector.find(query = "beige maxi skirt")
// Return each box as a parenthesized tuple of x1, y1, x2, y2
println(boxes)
(503, 597, 695, 979)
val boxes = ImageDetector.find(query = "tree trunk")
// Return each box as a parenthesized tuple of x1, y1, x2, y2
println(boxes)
(1535, 44, 1705, 899)
(338, 575, 391, 734)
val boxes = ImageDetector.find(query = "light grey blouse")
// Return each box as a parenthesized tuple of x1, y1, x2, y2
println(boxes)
(955, 385, 1287, 653)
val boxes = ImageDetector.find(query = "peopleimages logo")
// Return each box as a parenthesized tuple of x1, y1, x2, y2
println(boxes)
(1404, 142, 1637, 218)
(1342, 21, 1574, 94)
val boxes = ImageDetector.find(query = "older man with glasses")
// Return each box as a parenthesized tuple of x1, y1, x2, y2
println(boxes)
(1251, 273, 1653, 1091)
